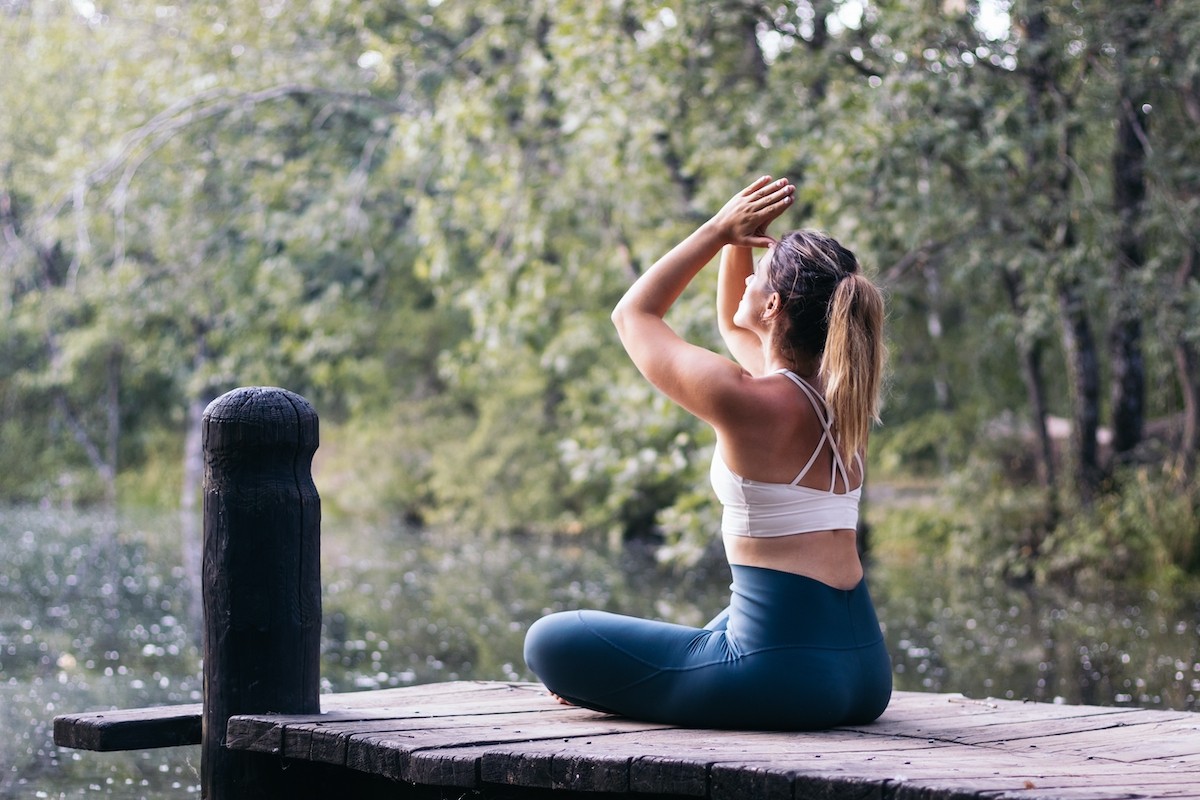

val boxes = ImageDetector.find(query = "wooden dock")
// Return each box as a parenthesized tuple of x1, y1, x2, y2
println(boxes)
(49, 390, 1200, 799)
(222, 681, 1200, 799)
(60, 680, 1200, 799)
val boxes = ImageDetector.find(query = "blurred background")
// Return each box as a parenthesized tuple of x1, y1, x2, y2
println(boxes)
(1, 0, 1198, 796)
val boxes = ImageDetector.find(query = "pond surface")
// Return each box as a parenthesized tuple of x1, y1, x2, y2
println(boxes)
(2, 505, 1198, 798)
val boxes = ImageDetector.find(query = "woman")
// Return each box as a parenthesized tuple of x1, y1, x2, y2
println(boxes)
(523, 175, 891, 730)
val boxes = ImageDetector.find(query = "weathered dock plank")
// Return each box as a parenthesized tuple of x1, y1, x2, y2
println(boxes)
(52, 702, 203, 751)
(346, 711, 667, 785)
(221, 681, 1200, 799)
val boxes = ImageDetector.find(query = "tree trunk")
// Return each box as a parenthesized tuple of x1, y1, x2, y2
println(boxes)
(1175, 246, 1200, 479)
(1058, 279, 1103, 498)
(1001, 268, 1057, 491)
(1108, 7, 1151, 462)
(1164, 14, 1200, 481)
(1175, 338, 1200, 480)
(104, 348, 120, 508)
(179, 393, 209, 649)
(51, 348, 121, 522)
(808, 0, 834, 102)
(921, 257, 953, 474)
(1022, 5, 1101, 500)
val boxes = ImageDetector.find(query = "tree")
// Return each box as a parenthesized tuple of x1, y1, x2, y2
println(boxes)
(3, 0, 1198, 574)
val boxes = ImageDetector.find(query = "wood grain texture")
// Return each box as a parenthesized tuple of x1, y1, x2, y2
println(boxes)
(201, 386, 322, 800)
(220, 682, 1200, 800)
(52, 704, 202, 751)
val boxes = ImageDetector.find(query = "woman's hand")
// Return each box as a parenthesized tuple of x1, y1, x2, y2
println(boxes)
(709, 175, 794, 248)
(610, 173, 794, 426)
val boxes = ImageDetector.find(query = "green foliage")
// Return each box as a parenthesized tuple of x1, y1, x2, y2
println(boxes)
(1046, 469, 1200, 582)
(3, 0, 1200, 575)
(906, 459, 1200, 586)
(871, 501, 963, 564)
(872, 410, 979, 478)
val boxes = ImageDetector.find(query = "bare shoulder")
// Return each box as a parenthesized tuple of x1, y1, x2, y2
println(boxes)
(713, 370, 842, 484)
(712, 370, 811, 437)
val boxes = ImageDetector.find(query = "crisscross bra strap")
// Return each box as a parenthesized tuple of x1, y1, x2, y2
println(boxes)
(775, 370, 856, 492)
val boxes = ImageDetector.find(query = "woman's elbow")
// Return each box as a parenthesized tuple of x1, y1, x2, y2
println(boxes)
(610, 301, 630, 333)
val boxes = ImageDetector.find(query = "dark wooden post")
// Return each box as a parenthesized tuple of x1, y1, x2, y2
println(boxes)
(202, 387, 321, 799)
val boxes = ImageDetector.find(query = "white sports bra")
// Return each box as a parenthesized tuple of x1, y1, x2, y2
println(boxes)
(711, 370, 863, 538)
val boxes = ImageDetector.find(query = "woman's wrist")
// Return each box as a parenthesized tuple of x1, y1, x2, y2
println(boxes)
(697, 216, 736, 251)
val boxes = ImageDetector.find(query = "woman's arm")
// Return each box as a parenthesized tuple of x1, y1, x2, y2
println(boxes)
(610, 176, 793, 425)
(716, 245, 767, 377)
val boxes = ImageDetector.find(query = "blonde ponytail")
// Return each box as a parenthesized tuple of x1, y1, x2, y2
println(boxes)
(820, 273, 885, 463)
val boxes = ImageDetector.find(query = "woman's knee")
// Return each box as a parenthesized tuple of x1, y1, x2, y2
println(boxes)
(523, 611, 577, 678)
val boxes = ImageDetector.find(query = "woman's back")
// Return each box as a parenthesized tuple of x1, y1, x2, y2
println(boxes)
(716, 370, 863, 493)
(715, 370, 866, 589)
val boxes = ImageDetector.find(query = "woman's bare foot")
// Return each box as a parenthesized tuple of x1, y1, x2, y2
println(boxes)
(549, 691, 575, 707)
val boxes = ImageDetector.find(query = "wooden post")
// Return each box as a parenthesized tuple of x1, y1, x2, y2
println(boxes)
(201, 387, 321, 799)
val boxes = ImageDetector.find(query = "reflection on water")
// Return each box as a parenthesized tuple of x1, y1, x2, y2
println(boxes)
(877, 568, 1200, 710)
(2, 506, 1198, 797)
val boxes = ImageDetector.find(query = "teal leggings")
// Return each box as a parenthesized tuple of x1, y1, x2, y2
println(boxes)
(523, 564, 892, 730)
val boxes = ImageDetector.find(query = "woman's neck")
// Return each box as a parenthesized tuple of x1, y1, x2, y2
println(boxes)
(763, 350, 819, 380)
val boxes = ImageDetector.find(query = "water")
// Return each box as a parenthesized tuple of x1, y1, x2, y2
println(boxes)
(2, 506, 1198, 798)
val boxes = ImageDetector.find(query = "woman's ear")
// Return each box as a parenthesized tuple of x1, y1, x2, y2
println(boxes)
(762, 291, 782, 321)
